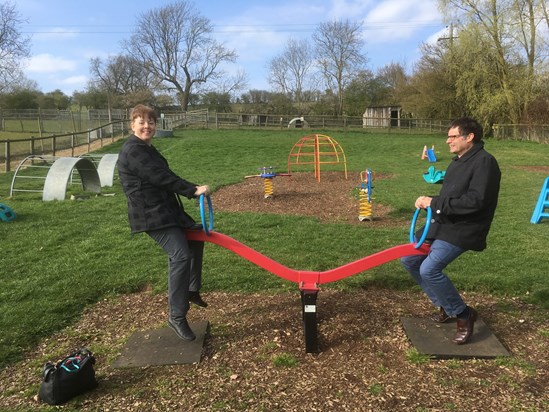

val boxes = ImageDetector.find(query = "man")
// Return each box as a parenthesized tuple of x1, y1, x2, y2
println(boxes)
(401, 117, 501, 344)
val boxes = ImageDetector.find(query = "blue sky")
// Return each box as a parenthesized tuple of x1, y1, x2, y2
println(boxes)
(17, 0, 446, 96)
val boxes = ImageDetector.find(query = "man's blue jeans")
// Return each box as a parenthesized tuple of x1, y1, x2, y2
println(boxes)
(400, 239, 467, 317)
(147, 226, 204, 321)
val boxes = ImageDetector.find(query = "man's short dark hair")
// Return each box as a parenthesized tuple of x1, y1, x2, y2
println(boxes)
(449, 117, 483, 143)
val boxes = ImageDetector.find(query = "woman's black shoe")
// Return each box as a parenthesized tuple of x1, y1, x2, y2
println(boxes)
(168, 318, 196, 341)
(189, 291, 208, 308)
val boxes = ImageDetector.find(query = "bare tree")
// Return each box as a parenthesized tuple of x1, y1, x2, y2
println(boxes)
(201, 68, 248, 101)
(90, 55, 157, 111)
(267, 38, 315, 111)
(313, 20, 367, 115)
(125, 1, 237, 112)
(0, 1, 31, 93)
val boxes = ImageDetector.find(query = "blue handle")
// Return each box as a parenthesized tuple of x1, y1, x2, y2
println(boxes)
(199, 194, 214, 236)
(409, 207, 432, 248)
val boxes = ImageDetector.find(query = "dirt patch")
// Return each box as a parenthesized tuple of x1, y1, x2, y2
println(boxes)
(517, 165, 549, 173)
(213, 171, 399, 226)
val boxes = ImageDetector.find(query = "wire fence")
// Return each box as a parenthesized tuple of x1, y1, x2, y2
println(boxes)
(169, 110, 452, 134)
(171, 111, 549, 143)
(2, 109, 547, 173)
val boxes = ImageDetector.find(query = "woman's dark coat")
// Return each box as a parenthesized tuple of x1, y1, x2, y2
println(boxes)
(117, 135, 198, 233)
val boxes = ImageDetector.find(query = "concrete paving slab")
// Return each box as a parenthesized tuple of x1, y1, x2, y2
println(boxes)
(401, 317, 510, 359)
(112, 320, 209, 368)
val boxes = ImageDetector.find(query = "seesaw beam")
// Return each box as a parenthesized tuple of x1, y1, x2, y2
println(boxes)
(185, 229, 429, 353)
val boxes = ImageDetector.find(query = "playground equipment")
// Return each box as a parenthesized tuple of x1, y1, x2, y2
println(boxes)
(79, 153, 119, 187)
(423, 165, 446, 184)
(9, 154, 117, 200)
(358, 169, 373, 221)
(531, 176, 549, 224)
(0, 203, 16, 222)
(244, 166, 290, 198)
(421, 145, 437, 162)
(288, 117, 309, 128)
(287, 134, 347, 182)
(187, 195, 432, 353)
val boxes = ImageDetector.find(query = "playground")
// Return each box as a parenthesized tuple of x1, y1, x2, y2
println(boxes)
(0, 129, 547, 410)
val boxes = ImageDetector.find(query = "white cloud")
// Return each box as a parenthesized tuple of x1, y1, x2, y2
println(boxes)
(327, 0, 373, 20)
(26, 54, 78, 73)
(365, 0, 441, 43)
(59, 75, 88, 86)
(426, 27, 450, 45)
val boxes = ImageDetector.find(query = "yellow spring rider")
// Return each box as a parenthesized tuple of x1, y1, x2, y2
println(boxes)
(358, 169, 373, 221)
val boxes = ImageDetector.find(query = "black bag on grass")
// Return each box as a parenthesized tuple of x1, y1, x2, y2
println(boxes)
(38, 348, 98, 405)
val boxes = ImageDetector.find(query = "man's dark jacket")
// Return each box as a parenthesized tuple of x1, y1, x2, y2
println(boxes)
(426, 141, 501, 251)
(117, 135, 198, 233)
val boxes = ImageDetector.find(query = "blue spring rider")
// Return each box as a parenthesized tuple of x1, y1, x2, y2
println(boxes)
(423, 166, 446, 184)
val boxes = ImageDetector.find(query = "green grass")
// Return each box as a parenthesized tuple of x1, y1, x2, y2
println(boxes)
(405, 348, 433, 365)
(0, 128, 548, 368)
(272, 353, 299, 367)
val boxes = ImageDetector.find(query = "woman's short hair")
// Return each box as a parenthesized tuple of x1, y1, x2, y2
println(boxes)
(130, 104, 157, 122)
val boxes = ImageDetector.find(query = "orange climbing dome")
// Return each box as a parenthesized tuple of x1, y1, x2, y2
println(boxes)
(287, 134, 347, 182)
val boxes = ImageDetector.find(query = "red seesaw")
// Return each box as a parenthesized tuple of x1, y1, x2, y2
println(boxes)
(185, 195, 431, 353)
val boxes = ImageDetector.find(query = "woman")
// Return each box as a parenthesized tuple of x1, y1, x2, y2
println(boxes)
(118, 104, 210, 341)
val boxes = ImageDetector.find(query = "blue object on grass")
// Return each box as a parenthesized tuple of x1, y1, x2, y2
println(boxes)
(423, 166, 446, 184)
(530, 176, 549, 224)
(0, 204, 16, 222)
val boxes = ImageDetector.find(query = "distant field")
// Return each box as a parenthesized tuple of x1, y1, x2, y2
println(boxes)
(0, 118, 106, 138)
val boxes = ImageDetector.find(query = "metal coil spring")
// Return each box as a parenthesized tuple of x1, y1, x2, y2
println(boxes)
(358, 189, 373, 221)
(263, 178, 274, 198)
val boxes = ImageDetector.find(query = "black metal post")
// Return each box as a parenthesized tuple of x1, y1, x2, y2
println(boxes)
(300, 290, 319, 353)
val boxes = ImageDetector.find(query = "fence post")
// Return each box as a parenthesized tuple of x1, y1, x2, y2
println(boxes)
(30, 136, 35, 156)
(5, 140, 10, 172)
(38, 108, 43, 137)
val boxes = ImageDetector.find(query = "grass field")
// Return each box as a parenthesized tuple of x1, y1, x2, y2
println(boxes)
(0, 128, 548, 368)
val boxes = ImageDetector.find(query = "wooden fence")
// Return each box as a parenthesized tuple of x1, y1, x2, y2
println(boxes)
(0, 121, 128, 173)
(492, 124, 549, 143)
(2, 109, 547, 173)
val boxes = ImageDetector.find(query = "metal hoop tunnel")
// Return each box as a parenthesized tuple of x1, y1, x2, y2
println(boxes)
(43, 157, 101, 201)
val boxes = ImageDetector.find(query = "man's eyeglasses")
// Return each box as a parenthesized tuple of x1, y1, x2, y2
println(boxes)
(447, 134, 465, 140)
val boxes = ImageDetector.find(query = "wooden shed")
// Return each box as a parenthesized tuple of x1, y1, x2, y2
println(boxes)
(362, 106, 401, 128)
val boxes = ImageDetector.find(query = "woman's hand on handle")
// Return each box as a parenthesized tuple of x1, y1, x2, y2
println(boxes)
(194, 185, 211, 197)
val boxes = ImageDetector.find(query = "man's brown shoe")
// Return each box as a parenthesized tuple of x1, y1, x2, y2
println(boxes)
(431, 307, 451, 323)
(452, 307, 478, 345)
